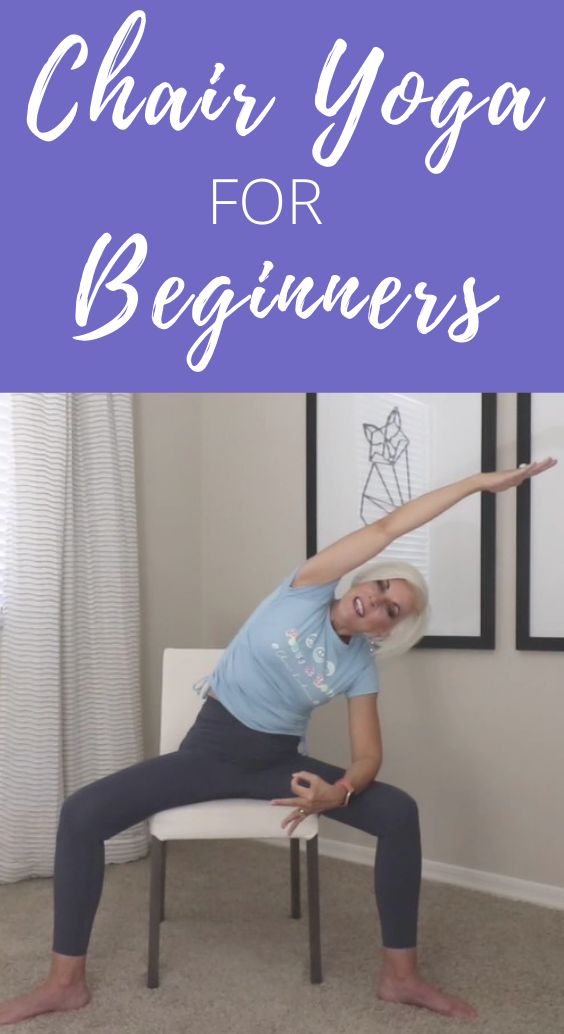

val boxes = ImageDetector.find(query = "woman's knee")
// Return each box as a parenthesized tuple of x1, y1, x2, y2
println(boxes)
(384, 784, 419, 832)
(58, 784, 103, 837)
(366, 782, 420, 836)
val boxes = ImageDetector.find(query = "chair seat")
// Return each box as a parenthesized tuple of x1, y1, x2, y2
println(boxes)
(149, 798, 319, 841)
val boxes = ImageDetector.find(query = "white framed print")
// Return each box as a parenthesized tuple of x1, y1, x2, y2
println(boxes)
(306, 393, 497, 649)
(516, 394, 564, 650)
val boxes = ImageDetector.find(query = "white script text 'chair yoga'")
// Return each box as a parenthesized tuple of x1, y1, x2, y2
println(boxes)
(147, 648, 322, 987)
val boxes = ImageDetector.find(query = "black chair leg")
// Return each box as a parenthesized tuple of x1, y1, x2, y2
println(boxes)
(160, 840, 167, 922)
(147, 836, 164, 988)
(290, 837, 301, 918)
(306, 835, 322, 984)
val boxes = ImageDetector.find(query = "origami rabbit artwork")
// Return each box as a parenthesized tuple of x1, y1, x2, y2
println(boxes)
(360, 408, 412, 525)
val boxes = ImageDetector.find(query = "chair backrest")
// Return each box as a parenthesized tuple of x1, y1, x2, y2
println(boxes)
(160, 648, 224, 753)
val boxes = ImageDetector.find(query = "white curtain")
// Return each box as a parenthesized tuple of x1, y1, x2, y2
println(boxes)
(0, 394, 147, 882)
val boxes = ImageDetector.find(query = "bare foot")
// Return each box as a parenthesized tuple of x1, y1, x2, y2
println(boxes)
(378, 974, 477, 1019)
(0, 982, 91, 1026)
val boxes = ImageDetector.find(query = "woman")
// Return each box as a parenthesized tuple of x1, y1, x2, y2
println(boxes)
(0, 458, 556, 1026)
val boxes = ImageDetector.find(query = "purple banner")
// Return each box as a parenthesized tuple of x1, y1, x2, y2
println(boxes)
(4, 1, 563, 389)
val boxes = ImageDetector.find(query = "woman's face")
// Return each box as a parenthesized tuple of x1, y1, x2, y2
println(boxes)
(330, 578, 416, 640)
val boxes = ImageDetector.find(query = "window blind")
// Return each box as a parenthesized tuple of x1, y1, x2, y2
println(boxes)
(0, 394, 12, 614)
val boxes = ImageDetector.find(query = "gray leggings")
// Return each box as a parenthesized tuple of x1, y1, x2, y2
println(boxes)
(54, 697, 421, 955)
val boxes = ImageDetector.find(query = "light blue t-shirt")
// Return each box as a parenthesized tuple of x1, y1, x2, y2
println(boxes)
(201, 570, 379, 737)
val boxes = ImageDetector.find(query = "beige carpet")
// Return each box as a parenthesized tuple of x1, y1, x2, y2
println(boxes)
(1, 840, 563, 1033)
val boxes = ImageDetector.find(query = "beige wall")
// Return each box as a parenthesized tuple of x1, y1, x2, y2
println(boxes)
(135, 393, 564, 888)
(200, 394, 307, 645)
(134, 394, 203, 754)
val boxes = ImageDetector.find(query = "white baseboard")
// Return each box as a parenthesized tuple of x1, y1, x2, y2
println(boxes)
(263, 836, 564, 912)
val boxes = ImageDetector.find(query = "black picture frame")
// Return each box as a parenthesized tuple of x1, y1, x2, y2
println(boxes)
(306, 393, 497, 650)
(516, 393, 564, 651)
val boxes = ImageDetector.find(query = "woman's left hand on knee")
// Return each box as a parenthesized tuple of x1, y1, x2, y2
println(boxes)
(271, 771, 344, 835)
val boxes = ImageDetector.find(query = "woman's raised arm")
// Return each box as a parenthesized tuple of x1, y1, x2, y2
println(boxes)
(294, 459, 557, 587)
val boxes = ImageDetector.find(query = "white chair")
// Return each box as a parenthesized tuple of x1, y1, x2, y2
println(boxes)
(147, 648, 322, 987)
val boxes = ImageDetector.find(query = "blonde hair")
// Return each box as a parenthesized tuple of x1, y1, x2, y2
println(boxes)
(350, 560, 430, 659)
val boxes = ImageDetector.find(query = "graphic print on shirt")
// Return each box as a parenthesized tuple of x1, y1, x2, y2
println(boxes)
(271, 628, 336, 705)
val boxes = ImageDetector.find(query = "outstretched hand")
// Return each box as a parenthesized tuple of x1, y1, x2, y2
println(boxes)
(479, 458, 557, 493)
